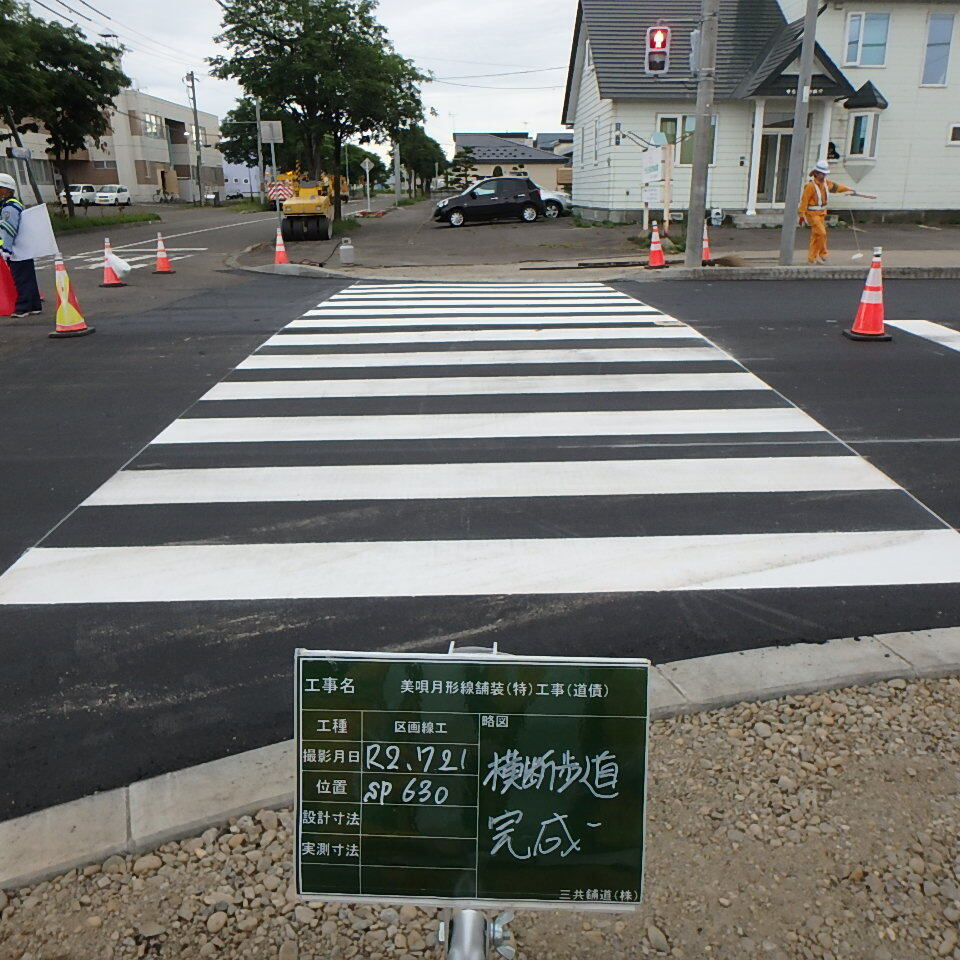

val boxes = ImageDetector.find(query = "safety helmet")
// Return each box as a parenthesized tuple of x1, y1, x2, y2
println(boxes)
(0, 173, 16, 191)
(813, 160, 830, 176)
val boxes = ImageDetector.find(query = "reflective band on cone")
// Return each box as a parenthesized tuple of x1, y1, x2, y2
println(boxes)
(646, 221, 667, 269)
(50, 255, 94, 338)
(153, 232, 175, 274)
(99, 237, 126, 288)
(274, 229, 290, 265)
(702, 222, 712, 264)
(844, 247, 891, 342)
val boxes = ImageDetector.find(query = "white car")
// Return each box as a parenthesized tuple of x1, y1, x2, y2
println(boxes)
(534, 186, 573, 218)
(94, 184, 132, 206)
(58, 184, 97, 206)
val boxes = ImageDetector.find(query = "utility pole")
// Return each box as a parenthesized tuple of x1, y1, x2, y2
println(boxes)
(392, 139, 401, 206)
(185, 71, 204, 205)
(779, 0, 820, 265)
(254, 97, 265, 204)
(4, 108, 42, 205)
(685, 0, 719, 266)
(344, 142, 350, 203)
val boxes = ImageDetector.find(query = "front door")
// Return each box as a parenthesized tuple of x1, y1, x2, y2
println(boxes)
(757, 132, 792, 205)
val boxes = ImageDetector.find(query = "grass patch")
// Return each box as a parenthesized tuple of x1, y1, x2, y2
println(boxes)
(227, 199, 274, 213)
(333, 216, 360, 236)
(51, 211, 161, 233)
(572, 215, 621, 229)
(396, 197, 424, 207)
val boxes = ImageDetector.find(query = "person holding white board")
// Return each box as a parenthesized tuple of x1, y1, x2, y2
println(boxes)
(0, 173, 43, 316)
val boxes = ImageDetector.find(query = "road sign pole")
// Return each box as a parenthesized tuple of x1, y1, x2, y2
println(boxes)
(360, 157, 374, 212)
(269, 140, 282, 227)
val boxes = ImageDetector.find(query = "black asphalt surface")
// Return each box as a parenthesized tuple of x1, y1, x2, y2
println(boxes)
(2, 276, 959, 821)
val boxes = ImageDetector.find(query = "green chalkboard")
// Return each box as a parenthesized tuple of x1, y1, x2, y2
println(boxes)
(295, 649, 649, 911)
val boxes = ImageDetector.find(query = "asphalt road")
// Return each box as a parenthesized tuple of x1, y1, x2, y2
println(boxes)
(1, 275, 958, 821)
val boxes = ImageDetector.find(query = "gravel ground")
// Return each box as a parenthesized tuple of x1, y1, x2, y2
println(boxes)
(2, 676, 958, 960)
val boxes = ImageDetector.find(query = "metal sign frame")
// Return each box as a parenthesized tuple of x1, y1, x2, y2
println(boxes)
(294, 648, 649, 914)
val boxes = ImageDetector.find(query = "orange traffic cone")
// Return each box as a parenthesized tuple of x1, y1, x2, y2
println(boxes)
(50, 255, 94, 338)
(701, 222, 712, 264)
(274, 228, 290, 265)
(99, 237, 126, 288)
(153, 232, 175, 274)
(646, 221, 667, 269)
(844, 247, 891, 342)
(0, 256, 16, 316)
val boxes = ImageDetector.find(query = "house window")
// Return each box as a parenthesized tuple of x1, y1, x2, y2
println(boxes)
(848, 112, 879, 158)
(923, 14, 955, 86)
(141, 113, 164, 138)
(845, 13, 890, 67)
(658, 114, 716, 165)
(948, 123, 960, 145)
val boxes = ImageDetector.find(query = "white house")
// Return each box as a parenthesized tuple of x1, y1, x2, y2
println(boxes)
(562, 0, 960, 221)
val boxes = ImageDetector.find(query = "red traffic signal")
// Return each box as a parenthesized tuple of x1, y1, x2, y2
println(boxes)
(645, 25, 671, 75)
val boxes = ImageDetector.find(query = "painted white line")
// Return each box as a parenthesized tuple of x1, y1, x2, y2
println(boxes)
(329, 293, 634, 301)
(152, 408, 821, 445)
(347, 284, 612, 291)
(2, 529, 958, 604)
(83, 457, 898, 506)
(323, 299, 635, 308)
(285, 314, 670, 329)
(202, 372, 768, 400)
(305, 305, 653, 316)
(263, 326, 703, 347)
(238, 347, 723, 369)
(886, 320, 960, 353)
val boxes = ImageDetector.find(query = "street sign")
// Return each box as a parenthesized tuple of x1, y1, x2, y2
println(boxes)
(642, 148, 663, 185)
(266, 180, 294, 201)
(360, 158, 374, 173)
(295, 650, 649, 911)
(642, 185, 662, 205)
(260, 120, 284, 144)
(5, 146, 32, 160)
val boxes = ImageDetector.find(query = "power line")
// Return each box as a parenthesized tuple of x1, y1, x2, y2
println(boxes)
(433, 66, 565, 80)
(32, 0, 75, 23)
(432, 80, 565, 91)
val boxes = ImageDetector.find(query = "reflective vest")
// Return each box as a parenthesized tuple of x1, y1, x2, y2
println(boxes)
(0, 196, 24, 253)
(806, 181, 829, 212)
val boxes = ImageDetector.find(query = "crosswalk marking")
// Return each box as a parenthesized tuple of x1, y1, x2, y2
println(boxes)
(82, 457, 898, 506)
(885, 319, 960, 353)
(153, 408, 819, 445)
(2, 279, 958, 610)
(201, 372, 768, 400)
(237, 347, 725, 369)
(262, 326, 701, 347)
(2, 530, 958, 604)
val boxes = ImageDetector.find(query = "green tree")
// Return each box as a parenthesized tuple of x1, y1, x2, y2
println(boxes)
(446, 146, 478, 193)
(210, 0, 427, 220)
(219, 98, 303, 173)
(397, 125, 446, 197)
(28, 20, 128, 216)
(492, 165, 503, 177)
(340, 143, 387, 189)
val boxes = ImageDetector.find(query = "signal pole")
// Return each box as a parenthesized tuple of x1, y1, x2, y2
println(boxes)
(685, 0, 719, 267)
(254, 97, 265, 204)
(779, 0, 820, 265)
(185, 71, 204, 205)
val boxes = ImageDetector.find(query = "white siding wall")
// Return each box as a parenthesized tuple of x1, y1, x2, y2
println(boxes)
(817, 3, 960, 209)
(570, 45, 617, 210)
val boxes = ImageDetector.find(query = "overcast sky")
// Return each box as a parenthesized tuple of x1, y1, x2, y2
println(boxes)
(27, 0, 579, 157)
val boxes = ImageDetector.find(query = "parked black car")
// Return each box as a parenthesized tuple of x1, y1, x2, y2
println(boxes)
(433, 177, 546, 227)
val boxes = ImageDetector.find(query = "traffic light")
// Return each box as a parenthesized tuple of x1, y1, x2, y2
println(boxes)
(645, 25, 671, 75)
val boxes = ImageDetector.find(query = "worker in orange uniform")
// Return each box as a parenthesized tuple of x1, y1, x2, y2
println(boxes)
(798, 160, 853, 264)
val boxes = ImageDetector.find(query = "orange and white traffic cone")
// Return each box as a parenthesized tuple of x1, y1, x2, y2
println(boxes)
(274, 228, 290, 265)
(701, 222, 712, 264)
(153, 232, 175, 274)
(646, 221, 667, 269)
(99, 237, 126, 288)
(844, 247, 891, 342)
(50, 255, 94, 338)
(0, 256, 16, 316)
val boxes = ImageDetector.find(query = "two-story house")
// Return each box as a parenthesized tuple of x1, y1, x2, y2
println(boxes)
(562, 0, 960, 222)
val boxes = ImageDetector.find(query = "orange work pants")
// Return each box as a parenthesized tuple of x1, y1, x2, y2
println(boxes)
(806, 212, 828, 262)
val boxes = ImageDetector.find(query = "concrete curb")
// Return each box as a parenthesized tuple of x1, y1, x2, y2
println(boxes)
(3, 626, 958, 890)
(223, 256, 960, 284)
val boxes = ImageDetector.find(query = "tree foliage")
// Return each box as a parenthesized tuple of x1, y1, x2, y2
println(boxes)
(397, 125, 447, 196)
(210, 0, 427, 219)
(446, 147, 478, 193)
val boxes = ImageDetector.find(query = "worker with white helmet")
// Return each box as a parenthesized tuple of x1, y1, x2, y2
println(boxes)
(798, 160, 853, 265)
(0, 172, 43, 316)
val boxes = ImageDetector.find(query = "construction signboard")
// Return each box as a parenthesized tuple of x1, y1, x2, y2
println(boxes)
(295, 650, 649, 911)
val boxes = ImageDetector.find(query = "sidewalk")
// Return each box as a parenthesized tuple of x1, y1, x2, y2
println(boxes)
(236, 200, 960, 282)
(2, 673, 958, 960)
